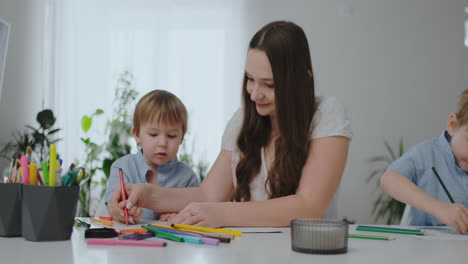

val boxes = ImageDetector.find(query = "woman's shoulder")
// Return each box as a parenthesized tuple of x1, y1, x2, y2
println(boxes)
(312, 96, 353, 139)
(221, 108, 243, 151)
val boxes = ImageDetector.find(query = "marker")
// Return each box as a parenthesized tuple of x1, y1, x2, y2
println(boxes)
(87, 238, 166, 247)
(41, 161, 49, 185)
(119, 168, 129, 225)
(29, 163, 38, 185)
(20, 155, 29, 184)
(120, 228, 148, 234)
(99, 216, 114, 221)
(49, 144, 56, 186)
(172, 224, 243, 236)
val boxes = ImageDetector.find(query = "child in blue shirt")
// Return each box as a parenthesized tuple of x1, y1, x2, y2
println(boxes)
(381, 89, 468, 233)
(105, 90, 199, 223)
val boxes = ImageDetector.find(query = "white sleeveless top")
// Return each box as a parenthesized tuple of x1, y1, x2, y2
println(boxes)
(221, 96, 353, 218)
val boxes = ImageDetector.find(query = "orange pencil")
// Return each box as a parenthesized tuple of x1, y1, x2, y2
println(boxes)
(119, 168, 129, 225)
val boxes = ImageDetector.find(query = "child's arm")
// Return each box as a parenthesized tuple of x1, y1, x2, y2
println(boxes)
(381, 170, 468, 233)
(106, 164, 144, 224)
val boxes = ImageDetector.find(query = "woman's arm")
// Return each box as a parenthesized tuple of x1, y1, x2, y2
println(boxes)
(120, 150, 235, 213)
(170, 136, 350, 227)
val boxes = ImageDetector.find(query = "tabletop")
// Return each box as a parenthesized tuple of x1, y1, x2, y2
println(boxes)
(1, 221, 468, 264)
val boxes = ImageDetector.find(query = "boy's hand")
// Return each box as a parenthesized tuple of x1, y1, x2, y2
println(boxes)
(434, 202, 468, 233)
(109, 185, 145, 224)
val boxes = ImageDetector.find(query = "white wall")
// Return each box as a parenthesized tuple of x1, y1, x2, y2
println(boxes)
(0, 0, 47, 168)
(0, 0, 467, 223)
(244, 0, 468, 223)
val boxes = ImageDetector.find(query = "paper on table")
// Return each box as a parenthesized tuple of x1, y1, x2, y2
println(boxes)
(415, 226, 468, 240)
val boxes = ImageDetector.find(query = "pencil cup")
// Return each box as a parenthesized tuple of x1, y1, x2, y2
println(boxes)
(0, 183, 22, 237)
(291, 219, 348, 254)
(21, 185, 79, 241)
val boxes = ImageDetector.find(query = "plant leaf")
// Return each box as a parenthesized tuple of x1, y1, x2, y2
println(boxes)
(399, 137, 405, 157)
(384, 140, 396, 161)
(47, 128, 61, 135)
(81, 115, 92, 132)
(37, 109, 56, 129)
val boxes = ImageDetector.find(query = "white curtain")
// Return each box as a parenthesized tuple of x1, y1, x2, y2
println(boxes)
(45, 0, 247, 170)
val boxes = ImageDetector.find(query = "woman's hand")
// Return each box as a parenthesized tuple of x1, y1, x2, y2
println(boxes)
(433, 202, 468, 233)
(159, 213, 177, 222)
(168, 202, 226, 228)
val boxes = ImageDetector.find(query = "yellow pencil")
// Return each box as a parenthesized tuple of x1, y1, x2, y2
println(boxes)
(90, 217, 114, 227)
(172, 224, 242, 237)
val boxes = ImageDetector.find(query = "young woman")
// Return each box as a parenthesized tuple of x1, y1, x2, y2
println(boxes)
(111, 21, 352, 227)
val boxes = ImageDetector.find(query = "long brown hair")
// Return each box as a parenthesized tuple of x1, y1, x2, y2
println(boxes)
(233, 21, 317, 201)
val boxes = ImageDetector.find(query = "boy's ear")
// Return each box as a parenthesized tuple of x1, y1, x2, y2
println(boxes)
(307, 69, 313, 79)
(132, 127, 141, 145)
(447, 113, 458, 137)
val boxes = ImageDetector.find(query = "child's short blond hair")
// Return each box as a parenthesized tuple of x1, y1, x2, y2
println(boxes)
(133, 90, 188, 136)
(456, 89, 468, 127)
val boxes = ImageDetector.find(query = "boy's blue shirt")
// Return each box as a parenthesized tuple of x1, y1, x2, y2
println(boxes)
(388, 131, 468, 226)
(104, 150, 200, 219)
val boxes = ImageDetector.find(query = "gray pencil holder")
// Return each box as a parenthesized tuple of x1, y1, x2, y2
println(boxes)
(291, 218, 348, 254)
(0, 183, 22, 237)
(21, 185, 79, 241)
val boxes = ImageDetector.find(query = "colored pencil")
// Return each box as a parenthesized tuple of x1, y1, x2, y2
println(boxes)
(432, 167, 455, 203)
(356, 226, 426, 235)
(349, 234, 395, 240)
(357, 225, 422, 232)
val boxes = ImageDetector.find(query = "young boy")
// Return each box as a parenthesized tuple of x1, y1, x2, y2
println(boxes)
(381, 89, 468, 233)
(105, 90, 199, 224)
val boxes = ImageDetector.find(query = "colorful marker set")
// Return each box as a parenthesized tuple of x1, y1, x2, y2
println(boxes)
(2, 144, 87, 187)
(84, 221, 242, 247)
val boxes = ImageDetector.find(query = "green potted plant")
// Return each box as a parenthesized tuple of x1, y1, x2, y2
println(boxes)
(78, 71, 138, 217)
(367, 138, 406, 224)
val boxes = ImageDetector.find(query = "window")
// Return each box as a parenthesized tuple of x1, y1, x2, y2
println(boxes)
(48, 0, 246, 170)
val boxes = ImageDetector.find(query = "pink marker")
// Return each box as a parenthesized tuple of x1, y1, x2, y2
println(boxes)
(200, 237, 220, 246)
(20, 155, 29, 184)
(87, 238, 166, 247)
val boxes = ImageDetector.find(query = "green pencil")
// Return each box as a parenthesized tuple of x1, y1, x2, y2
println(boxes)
(348, 234, 395, 241)
(356, 226, 426, 235)
(432, 167, 455, 203)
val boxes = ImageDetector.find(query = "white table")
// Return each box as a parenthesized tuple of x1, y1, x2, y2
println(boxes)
(1, 223, 468, 264)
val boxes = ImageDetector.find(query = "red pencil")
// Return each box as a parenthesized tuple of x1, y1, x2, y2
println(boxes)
(119, 168, 129, 225)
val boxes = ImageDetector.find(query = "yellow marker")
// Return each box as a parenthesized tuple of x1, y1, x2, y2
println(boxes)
(172, 224, 242, 236)
(90, 218, 114, 227)
(29, 163, 38, 185)
(49, 144, 56, 186)
(77, 169, 84, 181)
